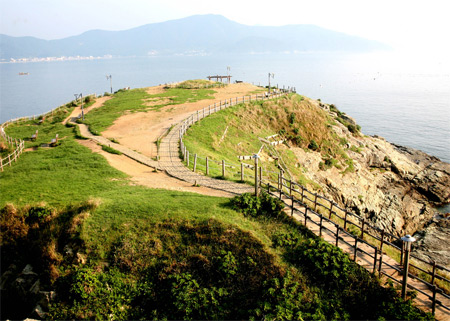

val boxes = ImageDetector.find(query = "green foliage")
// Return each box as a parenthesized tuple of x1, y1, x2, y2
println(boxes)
(231, 192, 284, 219)
(272, 230, 302, 248)
(308, 139, 319, 151)
(282, 238, 433, 320)
(50, 267, 136, 320)
(101, 144, 122, 155)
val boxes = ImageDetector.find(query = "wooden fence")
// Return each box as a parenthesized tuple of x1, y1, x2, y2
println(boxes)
(0, 128, 25, 172)
(0, 93, 96, 171)
(177, 87, 449, 316)
(265, 176, 450, 316)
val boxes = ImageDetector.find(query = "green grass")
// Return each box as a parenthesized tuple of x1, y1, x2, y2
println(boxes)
(183, 97, 322, 187)
(83, 87, 216, 134)
(0, 90, 435, 321)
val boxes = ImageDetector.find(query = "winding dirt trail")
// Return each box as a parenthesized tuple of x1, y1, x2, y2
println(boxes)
(72, 83, 262, 197)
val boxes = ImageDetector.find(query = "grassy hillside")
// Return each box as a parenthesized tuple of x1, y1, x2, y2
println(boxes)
(183, 93, 355, 187)
(0, 87, 432, 320)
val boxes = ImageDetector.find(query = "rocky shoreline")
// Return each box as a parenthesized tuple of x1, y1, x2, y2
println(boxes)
(292, 99, 450, 267)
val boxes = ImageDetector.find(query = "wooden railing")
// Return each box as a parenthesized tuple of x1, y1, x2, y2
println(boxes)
(177, 87, 449, 316)
(0, 127, 25, 172)
(0, 93, 96, 171)
(264, 176, 449, 316)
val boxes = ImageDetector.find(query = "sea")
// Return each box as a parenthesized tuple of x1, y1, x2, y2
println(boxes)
(1, 51, 449, 165)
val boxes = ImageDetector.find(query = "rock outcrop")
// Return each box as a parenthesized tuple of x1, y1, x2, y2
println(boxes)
(289, 99, 450, 267)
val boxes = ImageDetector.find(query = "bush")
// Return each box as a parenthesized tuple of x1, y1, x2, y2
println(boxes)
(231, 192, 284, 219)
(308, 140, 319, 151)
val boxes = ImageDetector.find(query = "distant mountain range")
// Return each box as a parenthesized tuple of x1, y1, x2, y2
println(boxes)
(0, 14, 390, 60)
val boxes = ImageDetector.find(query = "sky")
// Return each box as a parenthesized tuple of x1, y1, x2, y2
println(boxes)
(1, 0, 450, 54)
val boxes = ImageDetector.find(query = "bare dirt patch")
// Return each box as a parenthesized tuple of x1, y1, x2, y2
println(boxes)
(77, 139, 233, 198)
(103, 83, 262, 158)
(62, 96, 112, 125)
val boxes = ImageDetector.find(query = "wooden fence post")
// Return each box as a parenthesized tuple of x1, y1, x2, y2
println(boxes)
(291, 195, 294, 216)
(329, 202, 333, 219)
(254, 156, 259, 196)
(373, 248, 378, 274)
(8, 154, 11, 166)
(193, 154, 197, 172)
(304, 207, 308, 226)
(314, 193, 318, 212)
(289, 180, 293, 196)
(354, 237, 358, 261)
(344, 210, 349, 230)
(186, 150, 190, 167)
(259, 166, 262, 188)
(206, 157, 209, 176)
(241, 163, 244, 181)
(360, 219, 365, 240)
(222, 160, 225, 177)
(319, 215, 323, 237)
(336, 226, 340, 246)
(378, 230, 385, 276)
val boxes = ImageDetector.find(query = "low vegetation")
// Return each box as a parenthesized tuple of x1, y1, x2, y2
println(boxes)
(82, 86, 216, 134)
(183, 94, 356, 187)
(0, 86, 433, 320)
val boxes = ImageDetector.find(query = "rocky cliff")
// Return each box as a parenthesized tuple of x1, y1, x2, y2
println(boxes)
(289, 98, 449, 266)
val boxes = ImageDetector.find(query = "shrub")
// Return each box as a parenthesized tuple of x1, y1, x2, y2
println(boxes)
(308, 140, 319, 151)
(231, 192, 284, 219)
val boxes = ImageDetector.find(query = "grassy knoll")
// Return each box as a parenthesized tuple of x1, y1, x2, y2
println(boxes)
(183, 94, 340, 186)
(0, 89, 433, 320)
(82, 86, 216, 134)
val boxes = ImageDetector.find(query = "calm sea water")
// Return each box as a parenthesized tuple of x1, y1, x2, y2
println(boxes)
(0, 52, 449, 162)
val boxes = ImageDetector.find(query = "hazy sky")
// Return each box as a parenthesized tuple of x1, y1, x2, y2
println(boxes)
(1, 0, 449, 54)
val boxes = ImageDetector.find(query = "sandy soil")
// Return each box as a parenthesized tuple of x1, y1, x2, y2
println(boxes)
(78, 139, 233, 198)
(102, 83, 262, 158)
(62, 96, 112, 124)
(70, 84, 260, 197)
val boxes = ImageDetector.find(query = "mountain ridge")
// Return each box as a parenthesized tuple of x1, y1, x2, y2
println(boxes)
(0, 14, 390, 60)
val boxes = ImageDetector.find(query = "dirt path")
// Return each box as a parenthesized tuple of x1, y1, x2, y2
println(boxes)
(102, 83, 263, 158)
(77, 140, 233, 198)
(62, 96, 112, 125)
(69, 88, 258, 197)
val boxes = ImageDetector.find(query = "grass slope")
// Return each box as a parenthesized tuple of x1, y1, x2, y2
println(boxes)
(0, 88, 433, 320)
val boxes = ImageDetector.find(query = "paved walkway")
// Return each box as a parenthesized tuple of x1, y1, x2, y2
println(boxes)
(274, 192, 449, 320)
(158, 117, 253, 195)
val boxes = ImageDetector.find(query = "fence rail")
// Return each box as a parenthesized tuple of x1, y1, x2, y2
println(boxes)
(0, 93, 96, 171)
(176, 86, 449, 316)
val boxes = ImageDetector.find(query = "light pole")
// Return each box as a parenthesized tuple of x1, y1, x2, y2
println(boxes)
(74, 93, 84, 120)
(401, 234, 416, 300)
(268, 73, 274, 93)
(106, 75, 112, 94)
(227, 66, 231, 84)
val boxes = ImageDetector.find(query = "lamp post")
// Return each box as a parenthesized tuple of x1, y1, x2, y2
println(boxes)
(106, 75, 112, 94)
(268, 73, 274, 93)
(401, 234, 416, 299)
(74, 93, 84, 120)
(252, 154, 260, 196)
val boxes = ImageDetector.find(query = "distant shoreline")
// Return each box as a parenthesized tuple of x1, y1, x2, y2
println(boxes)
(1, 54, 113, 64)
